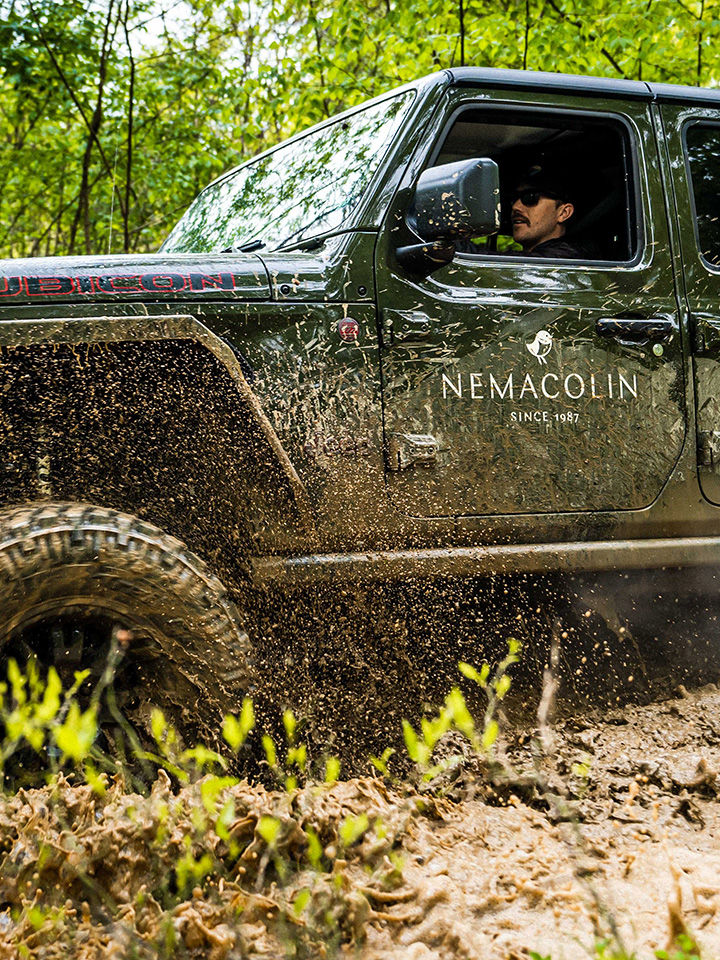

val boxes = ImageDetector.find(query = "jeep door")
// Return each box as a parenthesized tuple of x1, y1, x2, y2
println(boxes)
(658, 94, 720, 507)
(375, 82, 685, 518)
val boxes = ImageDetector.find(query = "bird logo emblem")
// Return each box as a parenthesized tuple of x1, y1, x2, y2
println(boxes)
(526, 330, 553, 365)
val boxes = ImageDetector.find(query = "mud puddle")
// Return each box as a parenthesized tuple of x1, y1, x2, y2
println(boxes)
(3, 682, 720, 958)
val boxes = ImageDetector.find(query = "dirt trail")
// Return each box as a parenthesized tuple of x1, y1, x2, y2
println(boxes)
(3, 684, 720, 959)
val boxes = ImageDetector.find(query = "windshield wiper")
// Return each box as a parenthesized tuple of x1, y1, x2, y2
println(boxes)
(220, 239, 266, 253)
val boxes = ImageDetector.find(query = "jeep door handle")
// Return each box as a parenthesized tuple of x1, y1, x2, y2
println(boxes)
(596, 317, 674, 342)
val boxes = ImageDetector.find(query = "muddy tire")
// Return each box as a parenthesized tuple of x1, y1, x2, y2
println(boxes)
(0, 501, 253, 749)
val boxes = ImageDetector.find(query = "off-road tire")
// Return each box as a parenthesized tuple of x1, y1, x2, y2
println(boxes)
(0, 501, 254, 747)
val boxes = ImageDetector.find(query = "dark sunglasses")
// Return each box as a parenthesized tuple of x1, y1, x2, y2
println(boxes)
(511, 188, 564, 206)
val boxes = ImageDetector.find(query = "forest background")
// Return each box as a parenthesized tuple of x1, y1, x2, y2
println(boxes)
(0, 0, 718, 260)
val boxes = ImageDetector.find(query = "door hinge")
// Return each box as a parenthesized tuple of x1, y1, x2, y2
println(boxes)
(698, 430, 720, 468)
(387, 433, 438, 471)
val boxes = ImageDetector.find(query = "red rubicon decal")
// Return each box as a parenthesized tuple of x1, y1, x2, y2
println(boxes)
(338, 318, 360, 342)
(0, 273, 241, 297)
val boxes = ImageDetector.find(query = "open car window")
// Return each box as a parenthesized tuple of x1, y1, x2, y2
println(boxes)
(430, 108, 638, 262)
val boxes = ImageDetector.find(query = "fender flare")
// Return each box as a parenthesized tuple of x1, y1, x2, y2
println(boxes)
(0, 312, 318, 546)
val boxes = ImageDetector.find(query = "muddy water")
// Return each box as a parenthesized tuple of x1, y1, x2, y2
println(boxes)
(3, 684, 720, 959)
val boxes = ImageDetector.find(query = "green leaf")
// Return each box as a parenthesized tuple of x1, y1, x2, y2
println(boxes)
(458, 661, 484, 685)
(283, 708, 296, 743)
(287, 743, 307, 771)
(182, 745, 226, 772)
(151, 707, 166, 745)
(369, 747, 395, 775)
(36, 668, 62, 723)
(325, 756, 341, 783)
(495, 674, 512, 700)
(481, 719, 499, 752)
(293, 887, 311, 915)
(239, 698, 255, 738)
(339, 813, 369, 847)
(257, 814, 281, 847)
(262, 734, 277, 767)
(402, 719, 420, 762)
(53, 702, 97, 762)
(84, 763, 107, 797)
(445, 687, 476, 741)
(304, 825, 323, 866)
(223, 714, 245, 752)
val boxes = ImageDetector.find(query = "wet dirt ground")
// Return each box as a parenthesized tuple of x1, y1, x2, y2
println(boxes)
(3, 682, 720, 959)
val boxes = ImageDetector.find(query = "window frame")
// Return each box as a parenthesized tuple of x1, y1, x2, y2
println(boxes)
(682, 117, 720, 274)
(421, 100, 645, 269)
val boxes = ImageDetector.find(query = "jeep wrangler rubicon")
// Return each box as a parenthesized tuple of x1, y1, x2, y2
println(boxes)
(1, 66, 720, 740)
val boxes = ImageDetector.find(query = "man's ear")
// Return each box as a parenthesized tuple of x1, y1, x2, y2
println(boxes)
(557, 201, 574, 224)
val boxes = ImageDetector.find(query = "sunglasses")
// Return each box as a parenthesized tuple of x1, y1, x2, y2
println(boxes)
(511, 188, 565, 207)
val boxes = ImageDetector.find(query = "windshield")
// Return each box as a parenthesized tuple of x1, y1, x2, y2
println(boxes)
(161, 92, 414, 254)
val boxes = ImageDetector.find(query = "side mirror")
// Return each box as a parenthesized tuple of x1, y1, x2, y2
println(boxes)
(396, 157, 500, 276)
(414, 157, 501, 240)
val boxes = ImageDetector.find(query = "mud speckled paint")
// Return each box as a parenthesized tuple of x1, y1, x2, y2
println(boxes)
(0, 69, 719, 586)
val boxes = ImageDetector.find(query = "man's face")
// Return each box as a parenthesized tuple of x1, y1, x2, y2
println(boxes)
(511, 187, 574, 251)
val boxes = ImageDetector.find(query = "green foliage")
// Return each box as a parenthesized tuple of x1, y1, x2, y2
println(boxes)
(2, 0, 720, 258)
(324, 756, 341, 783)
(0, 650, 424, 957)
(222, 697, 255, 752)
(593, 939, 638, 959)
(369, 746, 395, 776)
(0, 656, 97, 787)
(531, 940, 643, 960)
(338, 812, 369, 847)
(402, 638, 520, 780)
(175, 837, 214, 896)
(52, 699, 98, 762)
(655, 933, 702, 960)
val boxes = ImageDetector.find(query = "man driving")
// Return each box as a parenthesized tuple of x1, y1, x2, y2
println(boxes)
(509, 165, 586, 258)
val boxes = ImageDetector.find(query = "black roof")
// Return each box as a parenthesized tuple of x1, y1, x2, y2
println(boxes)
(447, 67, 720, 105)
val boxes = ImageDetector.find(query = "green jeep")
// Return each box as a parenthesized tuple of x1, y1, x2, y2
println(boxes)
(1, 66, 719, 735)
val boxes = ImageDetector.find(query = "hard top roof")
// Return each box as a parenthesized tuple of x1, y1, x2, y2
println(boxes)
(447, 66, 720, 105)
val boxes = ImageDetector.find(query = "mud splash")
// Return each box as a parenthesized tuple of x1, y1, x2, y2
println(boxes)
(2, 684, 720, 958)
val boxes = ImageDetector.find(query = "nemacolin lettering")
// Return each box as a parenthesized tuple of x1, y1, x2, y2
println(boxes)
(619, 373, 638, 398)
(541, 373, 559, 399)
(441, 370, 641, 402)
(564, 373, 585, 399)
(489, 373, 513, 400)
(520, 373, 538, 399)
(442, 373, 463, 398)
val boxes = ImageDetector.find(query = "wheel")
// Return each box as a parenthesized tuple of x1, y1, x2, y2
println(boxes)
(0, 501, 253, 753)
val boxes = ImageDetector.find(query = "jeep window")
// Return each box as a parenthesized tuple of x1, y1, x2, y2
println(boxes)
(685, 122, 720, 266)
(429, 109, 636, 262)
(161, 92, 414, 254)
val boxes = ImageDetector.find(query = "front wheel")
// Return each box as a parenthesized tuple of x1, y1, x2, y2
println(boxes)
(0, 502, 253, 751)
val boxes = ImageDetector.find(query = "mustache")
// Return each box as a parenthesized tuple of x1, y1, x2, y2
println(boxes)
(512, 213, 530, 225)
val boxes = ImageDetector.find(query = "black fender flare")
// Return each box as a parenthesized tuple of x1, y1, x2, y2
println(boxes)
(0, 312, 318, 557)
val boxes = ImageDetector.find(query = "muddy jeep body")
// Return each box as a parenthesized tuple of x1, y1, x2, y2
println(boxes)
(1, 68, 720, 702)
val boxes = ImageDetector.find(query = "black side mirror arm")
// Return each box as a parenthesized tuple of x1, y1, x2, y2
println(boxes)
(395, 235, 456, 277)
